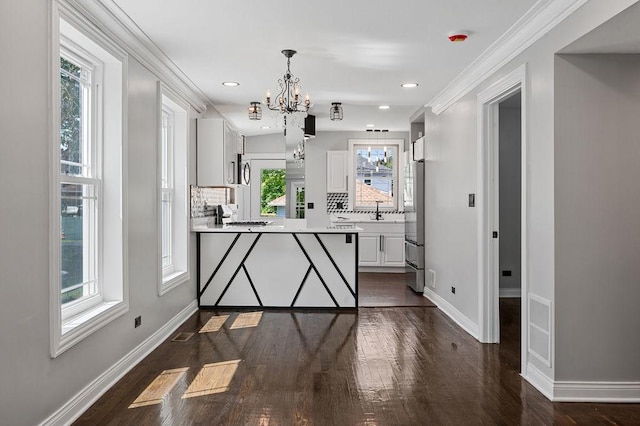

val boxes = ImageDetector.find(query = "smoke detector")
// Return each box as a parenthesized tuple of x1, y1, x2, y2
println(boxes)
(448, 32, 469, 42)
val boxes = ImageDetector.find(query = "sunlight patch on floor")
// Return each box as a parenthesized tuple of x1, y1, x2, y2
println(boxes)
(182, 360, 241, 399)
(129, 367, 188, 408)
(199, 315, 229, 333)
(230, 312, 263, 329)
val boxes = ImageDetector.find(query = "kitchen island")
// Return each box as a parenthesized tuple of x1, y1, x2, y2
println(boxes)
(193, 222, 360, 308)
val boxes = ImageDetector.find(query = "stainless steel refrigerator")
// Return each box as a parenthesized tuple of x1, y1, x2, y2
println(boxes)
(403, 157, 425, 292)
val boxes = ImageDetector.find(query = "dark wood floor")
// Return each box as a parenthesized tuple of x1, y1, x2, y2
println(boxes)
(358, 272, 436, 307)
(75, 295, 640, 425)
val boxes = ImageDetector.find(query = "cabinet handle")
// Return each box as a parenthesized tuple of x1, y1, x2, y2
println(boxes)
(380, 235, 384, 251)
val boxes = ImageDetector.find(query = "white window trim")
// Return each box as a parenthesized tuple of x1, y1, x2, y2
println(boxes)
(158, 83, 190, 296)
(50, 3, 129, 358)
(347, 139, 404, 211)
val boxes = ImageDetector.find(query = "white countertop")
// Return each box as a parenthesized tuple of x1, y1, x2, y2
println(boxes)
(192, 224, 362, 233)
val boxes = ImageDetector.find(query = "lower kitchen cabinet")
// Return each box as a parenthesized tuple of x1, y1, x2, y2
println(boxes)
(358, 232, 405, 268)
(380, 233, 405, 266)
(359, 233, 382, 266)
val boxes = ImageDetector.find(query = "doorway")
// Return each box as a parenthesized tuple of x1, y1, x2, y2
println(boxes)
(497, 91, 522, 368)
(477, 64, 528, 374)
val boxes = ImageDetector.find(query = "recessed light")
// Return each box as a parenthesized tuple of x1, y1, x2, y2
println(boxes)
(221, 81, 240, 87)
(261, 126, 271, 129)
(366, 124, 375, 128)
(379, 105, 390, 110)
(401, 83, 419, 88)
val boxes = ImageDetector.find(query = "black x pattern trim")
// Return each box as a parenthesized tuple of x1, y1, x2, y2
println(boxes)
(215, 234, 262, 305)
(243, 264, 263, 307)
(314, 234, 356, 298)
(200, 233, 241, 297)
(292, 234, 339, 307)
(290, 265, 313, 307)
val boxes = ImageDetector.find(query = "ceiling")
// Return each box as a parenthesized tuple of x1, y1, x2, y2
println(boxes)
(112, 0, 538, 136)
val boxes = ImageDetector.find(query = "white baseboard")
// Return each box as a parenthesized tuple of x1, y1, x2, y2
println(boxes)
(499, 288, 521, 298)
(423, 287, 479, 339)
(553, 381, 640, 402)
(524, 362, 640, 402)
(41, 300, 199, 426)
(523, 362, 554, 400)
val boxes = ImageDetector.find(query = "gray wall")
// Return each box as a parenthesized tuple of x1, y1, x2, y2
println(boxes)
(554, 54, 640, 381)
(245, 131, 285, 154)
(421, 0, 639, 382)
(0, 2, 197, 424)
(499, 97, 522, 294)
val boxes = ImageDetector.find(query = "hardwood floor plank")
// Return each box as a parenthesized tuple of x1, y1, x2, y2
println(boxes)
(229, 311, 263, 329)
(198, 314, 229, 333)
(128, 367, 188, 409)
(182, 360, 240, 399)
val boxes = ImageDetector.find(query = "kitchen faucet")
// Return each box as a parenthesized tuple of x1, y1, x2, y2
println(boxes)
(375, 201, 384, 221)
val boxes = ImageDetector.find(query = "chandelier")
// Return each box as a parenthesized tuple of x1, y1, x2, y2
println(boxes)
(248, 49, 310, 120)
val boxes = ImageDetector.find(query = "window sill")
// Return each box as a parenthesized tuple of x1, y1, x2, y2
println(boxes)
(53, 299, 128, 358)
(159, 269, 189, 296)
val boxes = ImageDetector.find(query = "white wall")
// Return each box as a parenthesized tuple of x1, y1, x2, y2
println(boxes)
(421, 0, 639, 383)
(499, 97, 522, 294)
(0, 2, 198, 424)
(554, 53, 640, 381)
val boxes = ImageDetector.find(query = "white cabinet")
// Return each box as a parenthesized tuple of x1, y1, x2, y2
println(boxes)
(357, 224, 405, 268)
(380, 233, 405, 267)
(197, 118, 242, 186)
(358, 233, 381, 266)
(326, 150, 348, 193)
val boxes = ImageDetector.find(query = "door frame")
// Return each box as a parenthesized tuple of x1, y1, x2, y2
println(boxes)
(477, 64, 528, 374)
(247, 157, 285, 221)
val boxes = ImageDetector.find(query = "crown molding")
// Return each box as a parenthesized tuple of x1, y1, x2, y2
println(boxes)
(427, 0, 589, 115)
(62, 0, 210, 113)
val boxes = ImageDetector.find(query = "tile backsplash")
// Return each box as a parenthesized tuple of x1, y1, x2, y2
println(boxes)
(326, 192, 403, 214)
(327, 193, 349, 213)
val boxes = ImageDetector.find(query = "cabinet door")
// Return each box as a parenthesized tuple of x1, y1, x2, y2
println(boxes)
(196, 118, 225, 185)
(327, 151, 348, 192)
(358, 233, 380, 266)
(223, 124, 237, 184)
(381, 233, 405, 267)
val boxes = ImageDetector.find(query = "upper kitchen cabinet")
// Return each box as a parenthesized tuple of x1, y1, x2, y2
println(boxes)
(326, 150, 348, 193)
(409, 107, 426, 161)
(197, 118, 243, 185)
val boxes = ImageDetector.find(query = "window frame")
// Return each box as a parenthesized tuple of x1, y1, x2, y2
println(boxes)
(50, 5, 128, 358)
(58, 45, 104, 319)
(158, 85, 190, 295)
(348, 139, 404, 211)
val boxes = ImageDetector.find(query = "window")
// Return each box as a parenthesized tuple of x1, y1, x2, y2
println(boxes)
(349, 139, 403, 210)
(159, 89, 189, 295)
(161, 108, 173, 269)
(59, 52, 100, 314)
(51, 12, 127, 357)
(260, 168, 286, 217)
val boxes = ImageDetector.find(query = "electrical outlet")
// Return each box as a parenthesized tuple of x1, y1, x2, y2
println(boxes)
(451, 286, 456, 294)
(135, 316, 142, 328)
(336, 201, 344, 210)
(307, 202, 314, 209)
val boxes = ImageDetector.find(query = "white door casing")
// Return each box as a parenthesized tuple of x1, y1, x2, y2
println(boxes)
(477, 64, 529, 376)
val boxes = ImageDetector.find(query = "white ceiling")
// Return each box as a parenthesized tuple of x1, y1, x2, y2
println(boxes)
(113, 0, 538, 135)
